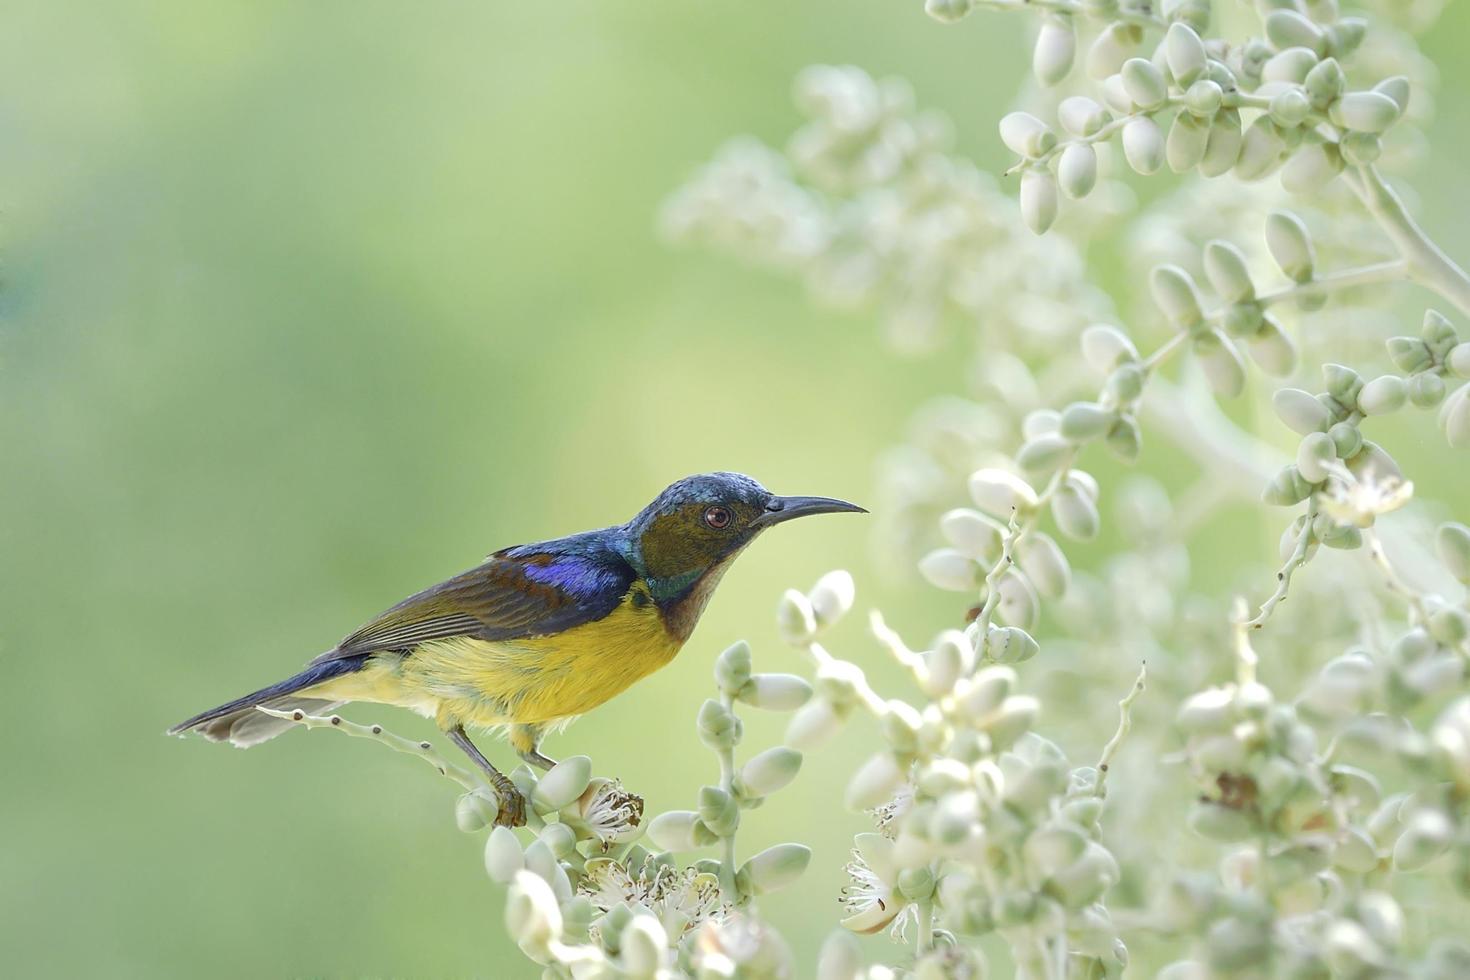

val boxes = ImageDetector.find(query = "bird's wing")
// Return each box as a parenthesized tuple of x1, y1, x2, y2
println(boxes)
(308, 549, 635, 665)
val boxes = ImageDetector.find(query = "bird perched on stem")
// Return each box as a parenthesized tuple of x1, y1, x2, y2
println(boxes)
(170, 472, 863, 826)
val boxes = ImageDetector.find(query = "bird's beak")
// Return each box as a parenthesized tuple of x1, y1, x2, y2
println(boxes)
(752, 494, 867, 529)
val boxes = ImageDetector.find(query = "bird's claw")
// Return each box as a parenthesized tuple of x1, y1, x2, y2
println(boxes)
(493, 782, 527, 828)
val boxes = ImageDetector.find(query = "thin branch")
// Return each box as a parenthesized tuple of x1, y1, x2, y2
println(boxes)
(256, 707, 482, 793)
(1094, 662, 1148, 798)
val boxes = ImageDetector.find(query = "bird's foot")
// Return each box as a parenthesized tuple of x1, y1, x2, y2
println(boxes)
(492, 777, 527, 828)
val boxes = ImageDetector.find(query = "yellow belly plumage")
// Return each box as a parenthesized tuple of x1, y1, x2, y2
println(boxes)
(305, 589, 682, 732)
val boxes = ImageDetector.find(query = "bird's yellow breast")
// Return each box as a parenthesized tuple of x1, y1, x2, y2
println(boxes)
(309, 586, 683, 730)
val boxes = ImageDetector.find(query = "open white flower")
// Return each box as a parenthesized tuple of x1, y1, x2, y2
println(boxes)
(579, 859, 727, 939)
(840, 833, 912, 935)
(1320, 471, 1414, 529)
(570, 778, 645, 850)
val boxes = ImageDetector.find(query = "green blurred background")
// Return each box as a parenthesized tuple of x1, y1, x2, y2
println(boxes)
(3, 1, 1468, 976)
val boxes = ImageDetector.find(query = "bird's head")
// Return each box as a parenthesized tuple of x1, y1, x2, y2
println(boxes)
(627, 472, 864, 604)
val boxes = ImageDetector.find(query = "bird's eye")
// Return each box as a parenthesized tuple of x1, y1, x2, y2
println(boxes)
(703, 506, 732, 530)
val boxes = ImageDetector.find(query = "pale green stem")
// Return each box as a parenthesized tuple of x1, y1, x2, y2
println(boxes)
(716, 689, 742, 903)
(1094, 663, 1148, 798)
(258, 706, 481, 791)
(1244, 497, 1320, 631)
(915, 899, 935, 956)
(1351, 164, 1470, 317)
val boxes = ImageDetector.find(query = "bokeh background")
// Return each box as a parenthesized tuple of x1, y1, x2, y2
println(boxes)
(3, 1, 1468, 976)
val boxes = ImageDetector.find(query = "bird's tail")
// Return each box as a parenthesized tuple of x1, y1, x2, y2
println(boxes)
(167, 657, 365, 748)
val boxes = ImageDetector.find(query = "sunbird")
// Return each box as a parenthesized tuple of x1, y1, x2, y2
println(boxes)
(170, 472, 863, 825)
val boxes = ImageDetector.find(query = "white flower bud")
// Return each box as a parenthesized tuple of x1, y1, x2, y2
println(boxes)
(1033, 16, 1076, 86)
(1280, 139, 1343, 194)
(1248, 315, 1298, 376)
(1199, 110, 1243, 177)
(1045, 842, 1120, 909)
(620, 915, 669, 977)
(1059, 96, 1110, 137)
(1101, 73, 1134, 115)
(1323, 921, 1385, 977)
(1441, 382, 1470, 448)
(1334, 826, 1380, 873)
(1052, 482, 1100, 540)
(1392, 809, 1453, 871)
(1020, 170, 1059, 234)
(1451, 343, 1470, 379)
(740, 747, 803, 797)
(918, 548, 980, 592)
(697, 698, 742, 750)
(1165, 22, 1208, 86)
(846, 752, 907, 810)
(457, 789, 498, 833)
(940, 508, 1002, 560)
(776, 589, 817, 645)
(1121, 58, 1167, 110)
(1329, 91, 1401, 134)
(534, 756, 593, 811)
(1188, 802, 1255, 841)
(739, 673, 813, 712)
(1017, 433, 1072, 475)
(1273, 386, 1330, 434)
(503, 878, 564, 963)
(1304, 57, 1345, 108)
(1266, 11, 1327, 55)
(984, 624, 1040, 664)
(1016, 532, 1071, 598)
(1264, 47, 1317, 85)
(925, 0, 974, 22)
(1269, 88, 1311, 129)
(994, 570, 1039, 630)
(1122, 116, 1165, 174)
(816, 930, 863, 980)
(969, 468, 1039, 516)
(1167, 112, 1209, 173)
(484, 825, 526, 883)
(1151, 264, 1203, 329)
(1235, 116, 1287, 181)
(1296, 432, 1336, 483)
(1203, 240, 1255, 304)
(1185, 79, 1223, 118)
(1081, 323, 1139, 370)
(923, 631, 971, 698)
(1266, 210, 1315, 282)
(1058, 143, 1098, 199)
(1374, 75, 1411, 113)
(1194, 332, 1246, 398)
(1087, 22, 1141, 80)
(1358, 375, 1407, 415)
(647, 810, 706, 852)
(715, 640, 753, 695)
(785, 697, 844, 749)
(809, 570, 856, 627)
(983, 695, 1040, 748)
(1436, 523, 1470, 583)
(1411, 372, 1447, 408)
(738, 843, 811, 895)
(999, 112, 1056, 158)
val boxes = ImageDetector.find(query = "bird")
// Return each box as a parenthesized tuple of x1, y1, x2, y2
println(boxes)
(169, 472, 864, 826)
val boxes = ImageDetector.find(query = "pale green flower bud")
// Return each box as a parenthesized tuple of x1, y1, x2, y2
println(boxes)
(984, 695, 1040, 748)
(1393, 809, 1453, 871)
(1335, 826, 1380, 873)
(1412, 371, 1447, 408)
(815, 930, 864, 980)
(1303, 57, 1345, 108)
(1019, 170, 1059, 234)
(1023, 408, 1063, 439)
(1324, 362, 1364, 401)
(969, 468, 1039, 517)
(1263, 47, 1318, 85)
(506, 869, 563, 948)
(1269, 88, 1311, 128)
(1165, 22, 1208, 87)
(1387, 335, 1434, 374)
(620, 914, 668, 977)
(1167, 112, 1210, 173)
(1024, 822, 1088, 875)
(776, 589, 817, 645)
(1200, 110, 1243, 177)
(714, 641, 752, 696)
(535, 756, 593, 811)
(1017, 433, 1072, 474)
(1187, 79, 1223, 119)
(522, 839, 571, 904)
(881, 699, 923, 754)
(1235, 116, 1287, 180)
(1328, 16, 1367, 56)
(1101, 73, 1134, 115)
(740, 673, 812, 712)
(957, 665, 1016, 719)
(805, 572, 855, 631)
(1208, 916, 1271, 971)
(1296, 431, 1336, 483)
(1266, 210, 1315, 282)
(1059, 96, 1111, 137)
(1329, 91, 1401, 134)
(846, 751, 907, 810)
(1016, 532, 1071, 599)
(1178, 687, 1236, 734)
(940, 508, 1002, 561)
(1266, 11, 1327, 55)
(1423, 308, 1458, 349)
(1189, 802, 1256, 841)
(924, 0, 974, 23)
(1046, 842, 1120, 909)
(647, 810, 708, 852)
(1441, 382, 1470, 447)
(485, 825, 526, 883)
(1087, 22, 1142, 80)
(1374, 75, 1411, 113)
(1107, 362, 1146, 402)
(1328, 420, 1361, 458)
(923, 631, 971, 698)
(1033, 15, 1076, 86)
(1357, 891, 1404, 950)
(1436, 523, 1470, 583)
(699, 785, 740, 836)
(1249, 315, 1298, 376)
(1058, 143, 1098, 199)
(984, 624, 1040, 664)
(1151, 264, 1204, 330)
(1052, 481, 1100, 540)
(1192, 733, 1247, 772)
(1340, 130, 1382, 165)
(738, 747, 803, 799)
(697, 699, 742, 750)
(1122, 116, 1166, 174)
(1280, 138, 1343, 194)
(785, 696, 843, 749)
(1121, 57, 1166, 109)
(1347, 375, 1404, 418)
(1194, 332, 1246, 398)
(1080, 323, 1139, 370)
(999, 112, 1055, 158)
(738, 843, 810, 896)
(1323, 921, 1386, 977)
(1103, 415, 1140, 461)
(457, 789, 499, 833)
(1452, 343, 1470, 379)
(918, 548, 980, 592)
(1203, 240, 1255, 304)
(897, 865, 937, 902)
